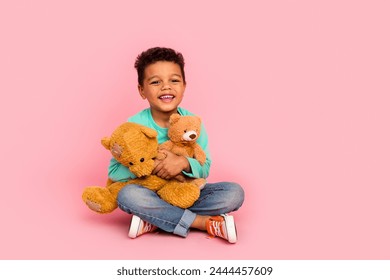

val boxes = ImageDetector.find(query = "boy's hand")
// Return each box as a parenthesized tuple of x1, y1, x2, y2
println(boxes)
(153, 149, 190, 180)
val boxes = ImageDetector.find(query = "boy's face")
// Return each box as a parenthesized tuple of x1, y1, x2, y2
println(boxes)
(138, 61, 186, 116)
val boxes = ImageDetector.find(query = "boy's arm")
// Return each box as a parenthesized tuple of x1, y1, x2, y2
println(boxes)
(108, 157, 137, 182)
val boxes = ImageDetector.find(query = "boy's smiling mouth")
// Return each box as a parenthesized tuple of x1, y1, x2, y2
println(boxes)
(159, 94, 174, 102)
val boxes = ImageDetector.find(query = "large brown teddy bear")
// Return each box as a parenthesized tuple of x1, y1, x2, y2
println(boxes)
(82, 122, 205, 214)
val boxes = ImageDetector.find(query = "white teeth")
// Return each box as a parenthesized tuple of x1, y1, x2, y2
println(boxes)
(160, 95, 173, 99)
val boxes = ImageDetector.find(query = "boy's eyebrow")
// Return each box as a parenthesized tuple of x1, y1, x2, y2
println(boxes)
(147, 74, 182, 81)
(147, 75, 159, 81)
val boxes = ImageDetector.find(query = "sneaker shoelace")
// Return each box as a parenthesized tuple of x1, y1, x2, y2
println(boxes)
(207, 217, 227, 239)
(139, 222, 155, 235)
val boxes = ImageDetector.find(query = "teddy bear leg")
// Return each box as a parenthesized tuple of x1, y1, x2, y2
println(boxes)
(82, 187, 117, 213)
(157, 181, 201, 209)
(82, 181, 128, 214)
(85, 199, 103, 213)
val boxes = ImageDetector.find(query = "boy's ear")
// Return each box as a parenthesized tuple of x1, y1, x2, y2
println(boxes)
(169, 113, 181, 124)
(138, 84, 146, 99)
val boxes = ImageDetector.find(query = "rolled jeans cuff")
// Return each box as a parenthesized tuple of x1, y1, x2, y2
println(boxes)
(173, 209, 196, 237)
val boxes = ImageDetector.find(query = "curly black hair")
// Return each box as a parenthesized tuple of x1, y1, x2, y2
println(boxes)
(134, 47, 186, 86)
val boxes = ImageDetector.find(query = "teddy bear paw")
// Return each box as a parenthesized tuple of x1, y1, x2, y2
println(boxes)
(85, 200, 102, 212)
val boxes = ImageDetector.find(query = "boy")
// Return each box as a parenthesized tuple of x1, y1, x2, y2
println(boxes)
(111, 47, 244, 243)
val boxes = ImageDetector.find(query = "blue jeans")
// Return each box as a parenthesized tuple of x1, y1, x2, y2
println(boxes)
(117, 182, 244, 237)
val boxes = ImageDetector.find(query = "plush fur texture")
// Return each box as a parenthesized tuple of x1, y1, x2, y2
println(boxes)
(159, 114, 207, 165)
(82, 122, 204, 214)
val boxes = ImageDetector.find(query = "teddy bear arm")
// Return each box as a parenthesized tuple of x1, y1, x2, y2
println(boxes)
(156, 141, 174, 160)
(170, 145, 189, 157)
(159, 141, 174, 151)
(193, 144, 207, 165)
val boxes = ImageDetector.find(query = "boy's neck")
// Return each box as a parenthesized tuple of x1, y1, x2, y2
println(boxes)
(151, 108, 178, 128)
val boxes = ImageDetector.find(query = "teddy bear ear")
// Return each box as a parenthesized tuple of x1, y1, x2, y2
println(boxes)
(194, 116, 201, 124)
(140, 126, 158, 139)
(169, 113, 181, 124)
(101, 137, 111, 150)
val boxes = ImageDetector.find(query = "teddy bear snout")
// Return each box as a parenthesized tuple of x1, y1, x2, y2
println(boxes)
(129, 159, 155, 177)
(183, 130, 198, 141)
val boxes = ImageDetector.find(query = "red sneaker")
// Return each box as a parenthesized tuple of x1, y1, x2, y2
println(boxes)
(206, 214, 237, 243)
(128, 215, 157, 238)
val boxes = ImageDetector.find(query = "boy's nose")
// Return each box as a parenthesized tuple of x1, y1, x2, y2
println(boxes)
(161, 83, 171, 90)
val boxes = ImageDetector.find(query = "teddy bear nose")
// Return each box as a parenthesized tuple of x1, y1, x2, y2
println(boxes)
(140, 158, 144, 162)
(183, 130, 198, 141)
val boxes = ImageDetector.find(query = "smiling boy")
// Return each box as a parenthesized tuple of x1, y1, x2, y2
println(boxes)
(111, 47, 244, 243)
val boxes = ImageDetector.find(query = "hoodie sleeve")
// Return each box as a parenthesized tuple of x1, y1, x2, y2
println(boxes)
(107, 157, 137, 182)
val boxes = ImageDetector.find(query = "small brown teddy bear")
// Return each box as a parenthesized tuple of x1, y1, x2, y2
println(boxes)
(82, 122, 205, 214)
(159, 113, 207, 165)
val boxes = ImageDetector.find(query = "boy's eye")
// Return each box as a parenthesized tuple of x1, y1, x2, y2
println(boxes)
(171, 79, 180, 83)
(150, 80, 160, 85)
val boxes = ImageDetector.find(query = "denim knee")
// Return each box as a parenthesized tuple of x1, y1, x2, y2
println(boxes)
(117, 184, 150, 214)
(225, 182, 245, 212)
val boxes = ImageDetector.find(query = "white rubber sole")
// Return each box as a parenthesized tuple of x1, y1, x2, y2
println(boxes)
(128, 215, 141, 239)
(221, 214, 237, 244)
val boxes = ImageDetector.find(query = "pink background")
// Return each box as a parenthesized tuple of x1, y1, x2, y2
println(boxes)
(1, 0, 389, 259)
